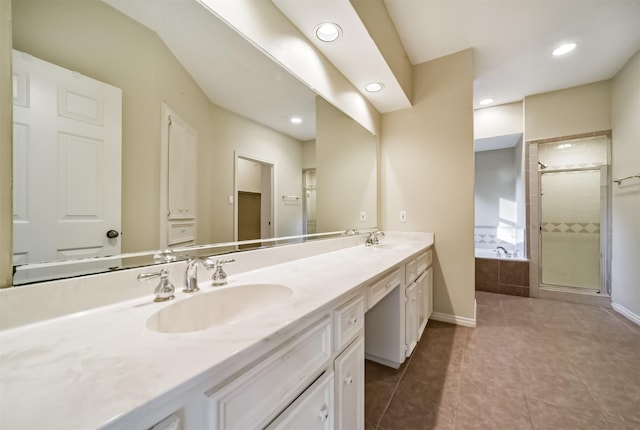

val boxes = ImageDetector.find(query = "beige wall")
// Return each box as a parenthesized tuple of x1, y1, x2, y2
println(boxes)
(524, 81, 611, 141)
(611, 50, 640, 318)
(474, 101, 523, 139)
(0, 0, 12, 288)
(316, 97, 378, 232)
(381, 49, 476, 322)
(208, 105, 304, 240)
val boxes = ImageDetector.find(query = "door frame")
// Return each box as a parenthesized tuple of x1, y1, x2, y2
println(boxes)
(527, 131, 611, 302)
(234, 152, 275, 242)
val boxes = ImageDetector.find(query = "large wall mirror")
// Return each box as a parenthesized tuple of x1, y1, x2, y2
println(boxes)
(8, 0, 378, 285)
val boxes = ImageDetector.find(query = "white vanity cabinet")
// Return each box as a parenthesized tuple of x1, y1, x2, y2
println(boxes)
(334, 337, 364, 430)
(404, 282, 419, 357)
(207, 318, 333, 429)
(206, 294, 365, 430)
(365, 246, 434, 368)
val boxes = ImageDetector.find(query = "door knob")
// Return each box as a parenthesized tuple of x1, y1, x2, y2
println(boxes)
(106, 229, 120, 239)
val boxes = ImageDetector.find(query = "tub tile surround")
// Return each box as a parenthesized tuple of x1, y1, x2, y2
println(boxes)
(475, 257, 530, 297)
(0, 232, 434, 429)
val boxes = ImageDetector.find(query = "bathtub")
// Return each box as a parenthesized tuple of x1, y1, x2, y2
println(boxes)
(475, 248, 527, 260)
(475, 248, 530, 296)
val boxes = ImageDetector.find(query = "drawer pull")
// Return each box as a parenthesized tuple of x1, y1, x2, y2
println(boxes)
(348, 316, 358, 326)
(344, 375, 353, 385)
(318, 406, 329, 422)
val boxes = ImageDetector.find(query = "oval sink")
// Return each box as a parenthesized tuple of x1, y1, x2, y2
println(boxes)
(372, 242, 411, 251)
(146, 283, 293, 334)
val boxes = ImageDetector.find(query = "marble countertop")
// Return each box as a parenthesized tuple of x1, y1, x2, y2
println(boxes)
(0, 233, 433, 429)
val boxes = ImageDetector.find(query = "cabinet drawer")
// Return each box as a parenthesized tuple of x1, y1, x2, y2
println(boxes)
(334, 296, 364, 351)
(168, 222, 195, 246)
(405, 259, 418, 284)
(367, 269, 401, 310)
(417, 250, 432, 274)
(207, 318, 332, 430)
(265, 371, 334, 430)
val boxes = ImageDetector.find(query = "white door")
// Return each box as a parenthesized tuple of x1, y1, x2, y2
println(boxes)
(12, 50, 122, 266)
(160, 104, 198, 248)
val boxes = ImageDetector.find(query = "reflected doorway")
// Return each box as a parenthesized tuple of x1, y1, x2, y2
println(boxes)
(303, 168, 317, 235)
(235, 154, 274, 246)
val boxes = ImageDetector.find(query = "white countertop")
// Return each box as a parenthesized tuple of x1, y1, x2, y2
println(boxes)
(0, 233, 433, 429)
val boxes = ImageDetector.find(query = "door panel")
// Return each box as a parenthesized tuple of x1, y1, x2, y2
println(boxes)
(540, 170, 601, 290)
(12, 50, 122, 268)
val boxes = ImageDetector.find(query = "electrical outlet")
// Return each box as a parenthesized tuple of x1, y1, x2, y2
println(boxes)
(400, 210, 407, 223)
(360, 211, 367, 222)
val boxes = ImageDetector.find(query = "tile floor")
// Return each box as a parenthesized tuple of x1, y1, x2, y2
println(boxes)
(365, 291, 640, 430)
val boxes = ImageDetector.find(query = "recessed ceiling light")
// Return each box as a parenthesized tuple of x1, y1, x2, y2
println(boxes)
(290, 117, 302, 124)
(315, 22, 342, 42)
(553, 42, 577, 56)
(365, 82, 385, 93)
(479, 98, 494, 106)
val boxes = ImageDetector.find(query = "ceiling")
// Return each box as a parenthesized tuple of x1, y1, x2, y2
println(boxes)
(276, 0, 640, 111)
(106, 0, 639, 141)
(105, 0, 317, 141)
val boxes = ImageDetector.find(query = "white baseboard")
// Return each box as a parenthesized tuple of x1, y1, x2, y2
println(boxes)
(611, 302, 640, 327)
(430, 311, 476, 328)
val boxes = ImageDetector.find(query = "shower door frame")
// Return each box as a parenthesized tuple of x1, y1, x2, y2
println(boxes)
(527, 131, 612, 302)
(538, 165, 611, 294)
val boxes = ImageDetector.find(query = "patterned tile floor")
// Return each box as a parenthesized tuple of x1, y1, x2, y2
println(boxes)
(365, 291, 640, 430)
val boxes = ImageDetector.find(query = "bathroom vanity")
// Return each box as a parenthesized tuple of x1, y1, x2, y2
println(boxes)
(0, 232, 433, 429)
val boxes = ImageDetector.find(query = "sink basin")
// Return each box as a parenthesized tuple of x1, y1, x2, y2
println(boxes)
(372, 242, 411, 251)
(146, 283, 293, 333)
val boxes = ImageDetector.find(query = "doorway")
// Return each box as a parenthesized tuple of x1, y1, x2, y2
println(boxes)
(535, 134, 611, 296)
(235, 154, 274, 245)
(302, 168, 317, 235)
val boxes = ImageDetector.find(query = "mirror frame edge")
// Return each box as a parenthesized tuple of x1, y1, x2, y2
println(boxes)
(1, 0, 13, 288)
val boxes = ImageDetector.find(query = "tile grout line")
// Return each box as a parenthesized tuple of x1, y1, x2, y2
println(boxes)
(373, 351, 414, 430)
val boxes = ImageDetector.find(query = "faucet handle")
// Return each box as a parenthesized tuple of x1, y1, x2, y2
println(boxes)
(211, 258, 235, 286)
(137, 268, 175, 302)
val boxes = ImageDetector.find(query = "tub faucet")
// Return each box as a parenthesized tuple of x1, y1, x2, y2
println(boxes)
(184, 258, 214, 293)
(495, 246, 509, 257)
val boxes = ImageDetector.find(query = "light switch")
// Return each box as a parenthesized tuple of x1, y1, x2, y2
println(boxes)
(400, 210, 407, 223)
(360, 211, 367, 222)
(227, 195, 234, 204)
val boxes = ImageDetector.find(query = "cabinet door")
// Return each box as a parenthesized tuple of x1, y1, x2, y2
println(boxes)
(334, 337, 364, 430)
(425, 267, 433, 319)
(405, 283, 419, 357)
(266, 371, 334, 430)
(417, 272, 427, 338)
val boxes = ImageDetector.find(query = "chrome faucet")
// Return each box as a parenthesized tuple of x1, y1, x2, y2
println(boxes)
(137, 268, 175, 302)
(183, 258, 214, 293)
(495, 246, 510, 257)
(365, 231, 385, 246)
(211, 258, 236, 286)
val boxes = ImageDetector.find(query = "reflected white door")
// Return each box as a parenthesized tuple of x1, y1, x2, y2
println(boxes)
(12, 50, 122, 265)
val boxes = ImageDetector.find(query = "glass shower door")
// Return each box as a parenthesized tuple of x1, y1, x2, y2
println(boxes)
(540, 169, 604, 291)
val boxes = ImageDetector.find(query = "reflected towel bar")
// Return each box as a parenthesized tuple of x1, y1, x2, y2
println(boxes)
(613, 174, 640, 185)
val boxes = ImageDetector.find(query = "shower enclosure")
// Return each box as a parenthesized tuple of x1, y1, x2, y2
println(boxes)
(536, 134, 611, 295)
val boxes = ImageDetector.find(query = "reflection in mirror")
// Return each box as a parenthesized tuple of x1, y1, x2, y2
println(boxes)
(9, 0, 378, 285)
